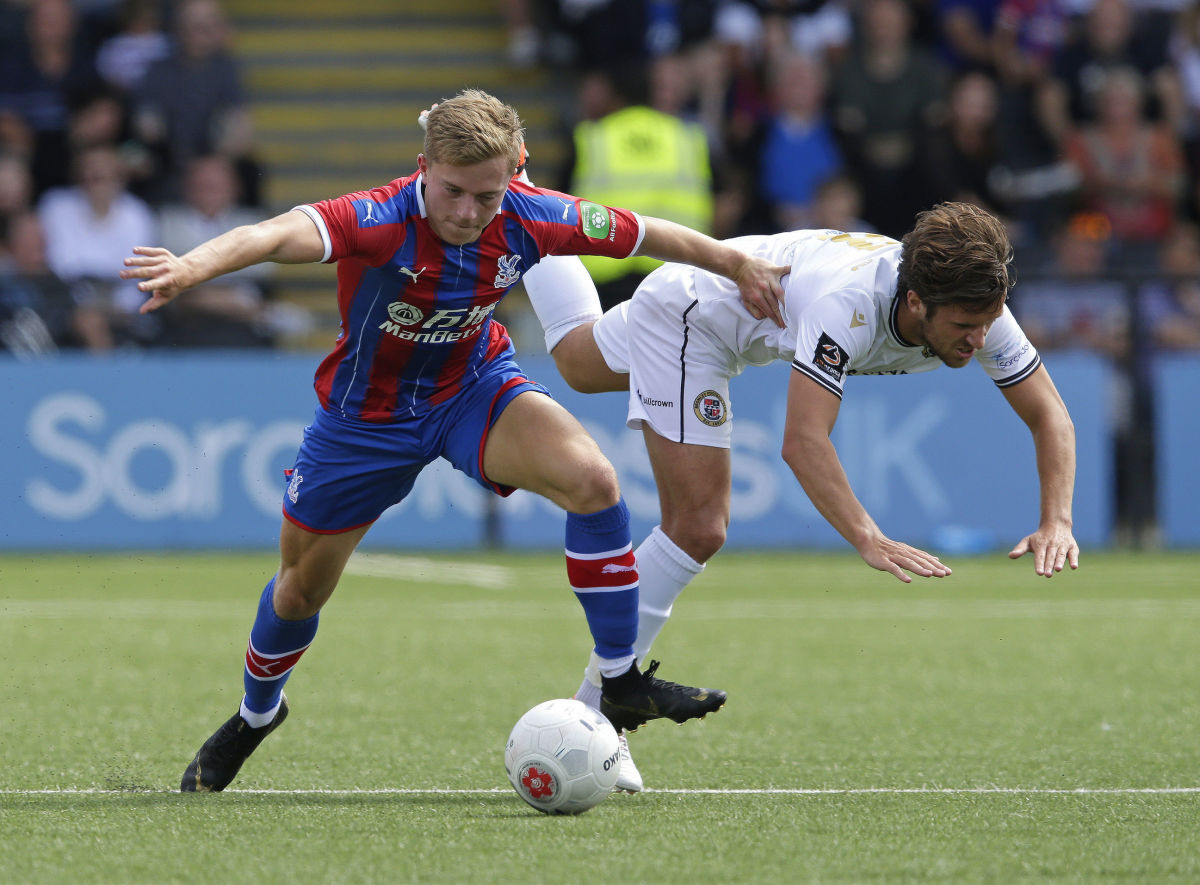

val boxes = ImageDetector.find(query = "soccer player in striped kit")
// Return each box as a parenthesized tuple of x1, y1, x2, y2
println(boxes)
(122, 89, 787, 792)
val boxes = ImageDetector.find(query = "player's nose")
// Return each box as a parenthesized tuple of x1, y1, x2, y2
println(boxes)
(453, 201, 481, 226)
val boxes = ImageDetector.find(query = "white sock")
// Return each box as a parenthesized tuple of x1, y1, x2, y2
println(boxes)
(573, 527, 703, 705)
(573, 652, 636, 710)
(595, 652, 636, 678)
(574, 651, 603, 710)
(522, 254, 603, 353)
(239, 697, 281, 729)
(632, 526, 705, 661)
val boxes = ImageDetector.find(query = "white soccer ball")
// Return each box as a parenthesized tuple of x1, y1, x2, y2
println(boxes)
(504, 698, 620, 815)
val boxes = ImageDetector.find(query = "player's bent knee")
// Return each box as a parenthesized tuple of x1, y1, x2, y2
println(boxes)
(665, 520, 726, 564)
(272, 573, 331, 620)
(560, 457, 621, 515)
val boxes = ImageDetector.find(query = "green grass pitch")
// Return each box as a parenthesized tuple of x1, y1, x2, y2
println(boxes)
(1, 550, 1197, 883)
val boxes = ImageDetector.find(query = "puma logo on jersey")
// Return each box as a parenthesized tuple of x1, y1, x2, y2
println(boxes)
(560, 199, 572, 219)
(399, 266, 426, 283)
(355, 197, 397, 227)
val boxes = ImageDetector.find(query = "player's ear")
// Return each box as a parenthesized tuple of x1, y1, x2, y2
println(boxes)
(906, 289, 925, 317)
(417, 154, 429, 175)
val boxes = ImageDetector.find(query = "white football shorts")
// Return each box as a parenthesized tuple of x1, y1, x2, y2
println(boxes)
(593, 263, 736, 449)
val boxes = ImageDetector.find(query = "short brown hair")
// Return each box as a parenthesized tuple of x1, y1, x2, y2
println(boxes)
(897, 202, 1012, 314)
(422, 89, 524, 170)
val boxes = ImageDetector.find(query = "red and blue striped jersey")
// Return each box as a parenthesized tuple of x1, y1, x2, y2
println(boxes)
(295, 171, 645, 422)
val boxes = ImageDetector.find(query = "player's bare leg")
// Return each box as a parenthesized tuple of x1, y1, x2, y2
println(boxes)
(641, 428, 733, 566)
(483, 388, 619, 513)
(573, 427, 732, 789)
(181, 522, 369, 792)
(550, 323, 628, 394)
(484, 391, 726, 733)
(273, 519, 369, 619)
(576, 426, 729, 671)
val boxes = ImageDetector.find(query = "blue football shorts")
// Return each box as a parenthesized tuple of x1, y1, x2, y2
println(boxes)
(282, 360, 549, 534)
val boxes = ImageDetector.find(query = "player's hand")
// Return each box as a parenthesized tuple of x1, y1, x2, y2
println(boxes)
(417, 103, 438, 132)
(859, 536, 952, 584)
(733, 256, 789, 327)
(120, 246, 192, 313)
(1008, 523, 1079, 577)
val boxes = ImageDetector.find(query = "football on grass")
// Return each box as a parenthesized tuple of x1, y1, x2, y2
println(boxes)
(504, 698, 620, 814)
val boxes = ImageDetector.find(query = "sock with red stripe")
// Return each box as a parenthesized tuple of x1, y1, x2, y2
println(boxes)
(240, 576, 318, 726)
(565, 498, 638, 677)
(573, 525, 705, 709)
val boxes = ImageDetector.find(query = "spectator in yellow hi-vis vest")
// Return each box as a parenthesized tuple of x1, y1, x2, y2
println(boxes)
(569, 66, 714, 311)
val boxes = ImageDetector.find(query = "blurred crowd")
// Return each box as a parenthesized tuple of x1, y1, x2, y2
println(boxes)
(2, 0, 1199, 364)
(506, 0, 1200, 358)
(0, 0, 278, 356)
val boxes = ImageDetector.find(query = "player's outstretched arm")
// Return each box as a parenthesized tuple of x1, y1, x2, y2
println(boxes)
(780, 369, 952, 583)
(638, 217, 788, 326)
(121, 209, 326, 313)
(1001, 365, 1080, 577)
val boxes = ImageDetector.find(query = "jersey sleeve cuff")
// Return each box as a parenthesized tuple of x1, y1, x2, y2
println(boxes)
(994, 353, 1042, 388)
(792, 359, 844, 399)
(293, 204, 333, 263)
(627, 211, 646, 258)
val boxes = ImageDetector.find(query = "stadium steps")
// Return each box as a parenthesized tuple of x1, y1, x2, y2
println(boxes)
(222, 0, 566, 349)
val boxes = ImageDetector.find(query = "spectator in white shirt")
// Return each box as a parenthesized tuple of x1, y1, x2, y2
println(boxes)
(37, 141, 155, 348)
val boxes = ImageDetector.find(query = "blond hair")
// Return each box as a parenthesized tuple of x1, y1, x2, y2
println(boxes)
(422, 89, 524, 170)
(897, 201, 1012, 314)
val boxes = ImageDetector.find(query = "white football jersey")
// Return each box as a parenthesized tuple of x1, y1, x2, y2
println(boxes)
(682, 229, 1041, 398)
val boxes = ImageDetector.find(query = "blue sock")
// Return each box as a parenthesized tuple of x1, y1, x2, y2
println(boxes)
(242, 577, 319, 715)
(565, 498, 638, 665)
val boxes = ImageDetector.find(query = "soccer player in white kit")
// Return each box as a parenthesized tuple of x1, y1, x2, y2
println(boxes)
(523, 202, 1080, 792)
